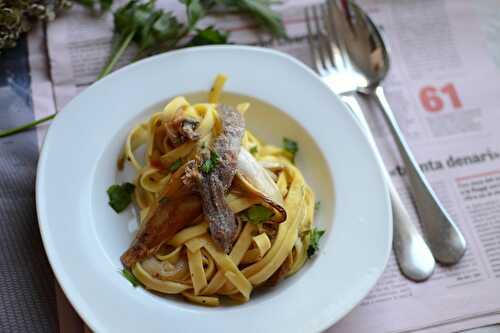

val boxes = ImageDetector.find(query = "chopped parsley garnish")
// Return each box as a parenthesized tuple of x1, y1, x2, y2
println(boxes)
(187, 26, 229, 46)
(283, 137, 298, 163)
(121, 269, 142, 287)
(315, 201, 321, 211)
(249, 146, 258, 155)
(240, 204, 274, 224)
(307, 228, 325, 258)
(200, 151, 220, 174)
(169, 159, 182, 173)
(159, 197, 169, 205)
(107, 182, 135, 213)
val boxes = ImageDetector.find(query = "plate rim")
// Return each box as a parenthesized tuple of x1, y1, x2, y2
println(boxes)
(36, 45, 392, 333)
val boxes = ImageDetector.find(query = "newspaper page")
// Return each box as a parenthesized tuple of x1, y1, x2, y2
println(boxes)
(44, 0, 500, 332)
(331, 0, 500, 332)
(27, 26, 56, 147)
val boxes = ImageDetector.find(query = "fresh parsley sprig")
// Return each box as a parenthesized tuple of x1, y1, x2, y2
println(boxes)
(224, 0, 286, 38)
(0, 0, 285, 138)
(98, 0, 161, 79)
(201, 0, 286, 38)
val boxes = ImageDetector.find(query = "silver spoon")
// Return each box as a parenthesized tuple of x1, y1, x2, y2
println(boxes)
(330, 0, 466, 264)
(305, 3, 435, 281)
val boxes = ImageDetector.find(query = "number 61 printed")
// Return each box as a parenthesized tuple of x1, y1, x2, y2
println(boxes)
(419, 83, 462, 113)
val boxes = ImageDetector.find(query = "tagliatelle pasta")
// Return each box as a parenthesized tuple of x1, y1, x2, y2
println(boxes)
(117, 74, 319, 306)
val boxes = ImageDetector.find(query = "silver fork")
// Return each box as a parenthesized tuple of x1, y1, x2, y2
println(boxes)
(305, 2, 435, 281)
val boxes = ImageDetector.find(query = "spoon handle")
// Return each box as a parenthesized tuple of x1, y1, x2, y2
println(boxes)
(342, 94, 435, 281)
(373, 86, 466, 264)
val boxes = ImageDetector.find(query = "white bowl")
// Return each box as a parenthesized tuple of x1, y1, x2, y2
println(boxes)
(36, 45, 392, 333)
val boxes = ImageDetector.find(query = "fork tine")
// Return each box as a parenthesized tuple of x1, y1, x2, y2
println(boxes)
(305, 7, 325, 75)
(311, 5, 332, 70)
(324, 0, 347, 71)
(304, 7, 323, 74)
(318, 3, 336, 66)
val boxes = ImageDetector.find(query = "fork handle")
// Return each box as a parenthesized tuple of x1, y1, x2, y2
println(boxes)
(372, 86, 466, 264)
(342, 94, 434, 281)
(389, 177, 435, 281)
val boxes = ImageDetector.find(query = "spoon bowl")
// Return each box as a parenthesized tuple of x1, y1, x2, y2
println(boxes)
(334, 0, 389, 88)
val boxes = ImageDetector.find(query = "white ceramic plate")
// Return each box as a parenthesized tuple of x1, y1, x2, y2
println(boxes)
(36, 46, 391, 333)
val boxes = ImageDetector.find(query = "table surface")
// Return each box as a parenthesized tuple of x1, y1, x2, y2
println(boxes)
(0, 1, 499, 332)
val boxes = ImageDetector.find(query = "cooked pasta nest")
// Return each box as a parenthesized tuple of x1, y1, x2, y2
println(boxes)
(118, 75, 319, 306)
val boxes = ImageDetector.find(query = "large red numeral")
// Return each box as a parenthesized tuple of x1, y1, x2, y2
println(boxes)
(419, 83, 462, 113)
(419, 86, 444, 112)
(441, 83, 462, 108)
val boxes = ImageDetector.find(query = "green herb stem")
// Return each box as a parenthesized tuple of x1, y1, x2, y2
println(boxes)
(121, 268, 142, 287)
(0, 114, 56, 138)
(96, 29, 135, 80)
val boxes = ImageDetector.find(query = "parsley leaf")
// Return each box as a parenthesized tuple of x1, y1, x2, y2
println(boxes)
(77, 0, 94, 6)
(283, 137, 298, 163)
(214, 0, 286, 38)
(240, 204, 274, 224)
(249, 146, 258, 155)
(169, 159, 182, 173)
(107, 182, 135, 213)
(183, 0, 204, 28)
(307, 228, 325, 258)
(139, 10, 183, 52)
(200, 151, 220, 174)
(114, 0, 155, 35)
(99, 1, 186, 79)
(314, 201, 321, 211)
(121, 268, 142, 287)
(101, 0, 113, 10)
(187, 26, 229, 46)
(76, 0, 113, 12)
